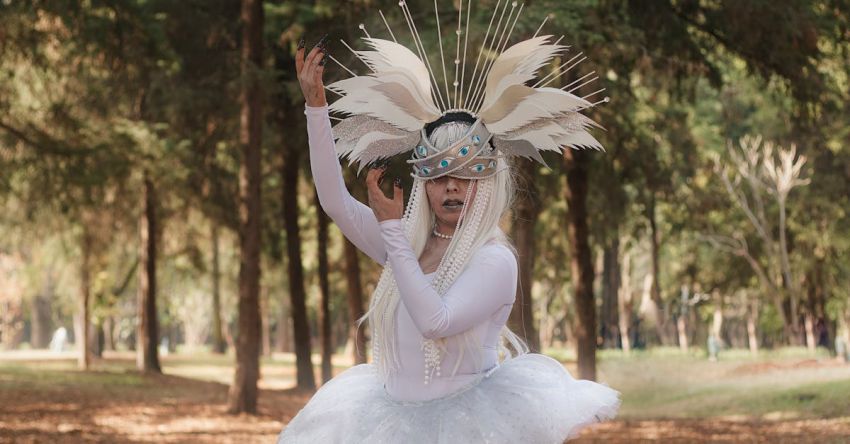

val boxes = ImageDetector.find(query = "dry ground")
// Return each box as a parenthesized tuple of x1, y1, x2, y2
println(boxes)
(1, 349, 849, 443)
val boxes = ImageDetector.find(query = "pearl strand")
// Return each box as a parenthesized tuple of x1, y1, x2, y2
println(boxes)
(432, 227, 453, 239)
(421, 181, 485, 384)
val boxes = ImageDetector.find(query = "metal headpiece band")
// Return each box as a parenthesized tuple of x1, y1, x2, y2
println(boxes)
(408, 114, 499, 179)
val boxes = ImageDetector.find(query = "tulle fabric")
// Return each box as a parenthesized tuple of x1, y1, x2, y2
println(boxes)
(277, 353, 620, 444)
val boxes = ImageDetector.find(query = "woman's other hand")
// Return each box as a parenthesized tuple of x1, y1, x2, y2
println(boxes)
(366, 167, 404, 222)
(295, 35, 328, 107)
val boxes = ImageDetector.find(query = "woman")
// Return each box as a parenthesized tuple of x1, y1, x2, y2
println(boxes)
(277, 34, 619, 443)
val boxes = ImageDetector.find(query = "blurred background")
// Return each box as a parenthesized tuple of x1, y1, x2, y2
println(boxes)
(1, 0, 849, 442)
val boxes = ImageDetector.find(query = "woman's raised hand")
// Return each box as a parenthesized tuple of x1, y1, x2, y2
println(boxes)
(295, 35, 328, 107)
(366, 166, 404, 222)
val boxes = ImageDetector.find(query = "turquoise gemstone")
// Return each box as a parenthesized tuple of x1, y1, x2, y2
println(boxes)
(439, 159, 450, 168)
(459, 146, 470, 157)
(417, 145, 428, 156)
(472, 163, 485, 172)
(472, 135, 481, 146)
(421, 167, 431, 175)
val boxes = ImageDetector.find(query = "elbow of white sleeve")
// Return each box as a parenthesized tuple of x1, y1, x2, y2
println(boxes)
(418, 313, 449, 340)
(316, 196, 338, 220)
(421, 328, 444, 341)
(314, 189, 346, 222)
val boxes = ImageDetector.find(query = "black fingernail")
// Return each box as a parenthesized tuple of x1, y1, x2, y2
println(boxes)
(318, 58, 326, 66)
(370, 159, 389, 170)
(297, 39, 305, 49)
(394, 178, 402, 188)
(314, 34, 328, 50)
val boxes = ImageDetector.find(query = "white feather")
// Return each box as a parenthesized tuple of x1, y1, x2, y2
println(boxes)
(509, 122, 569, 142)
(330, 93, 424, 131)
(503, 113, 598, 139)
(555, 130, 604, 151)
(506, 128, 561, 152)
(328, 38, 440, 134)
(483, 87, 592, 134)
(327, 76, 380, 94)
(361, 38, 433, 96)
(480, 36, 566, 110)
(348, 131, 418, 171)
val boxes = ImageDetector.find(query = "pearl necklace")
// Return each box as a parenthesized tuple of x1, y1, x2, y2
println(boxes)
(432, 227, 454, 240)
(421, 182, 486, 385)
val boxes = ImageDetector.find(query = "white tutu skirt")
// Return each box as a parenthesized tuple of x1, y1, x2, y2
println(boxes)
(277, 353, 620, 444)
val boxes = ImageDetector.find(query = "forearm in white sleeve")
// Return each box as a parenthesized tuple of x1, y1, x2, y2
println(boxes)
(305, 104, 387, 265)
(379, 219, 517, 340)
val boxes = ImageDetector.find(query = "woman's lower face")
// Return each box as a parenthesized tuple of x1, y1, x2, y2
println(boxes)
(426, 176, 477, 228)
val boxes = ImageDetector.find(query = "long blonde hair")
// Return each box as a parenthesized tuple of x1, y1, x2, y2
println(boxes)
(358, 122, 529, 380)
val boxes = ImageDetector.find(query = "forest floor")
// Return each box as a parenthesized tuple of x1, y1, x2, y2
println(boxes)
(1, 348, 849, 443)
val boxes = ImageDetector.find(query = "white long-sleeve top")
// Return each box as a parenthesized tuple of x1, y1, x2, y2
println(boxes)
(306, 104, 517, 402)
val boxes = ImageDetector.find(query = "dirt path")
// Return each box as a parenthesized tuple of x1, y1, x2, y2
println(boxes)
(576, 418, 850, 443)
(2, 354, 849, 443)
(0, 369, 309, 443)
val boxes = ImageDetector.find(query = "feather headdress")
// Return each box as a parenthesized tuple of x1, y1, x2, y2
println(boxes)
(326, 0, 608, 179)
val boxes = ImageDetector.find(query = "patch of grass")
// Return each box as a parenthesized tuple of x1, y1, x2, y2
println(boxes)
(736, 378, 850, 418)
(0, 362, 141, 387)
(2, 348, 848, 423)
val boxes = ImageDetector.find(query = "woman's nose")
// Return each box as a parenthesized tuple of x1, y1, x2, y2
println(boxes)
(445, 177, 459, 192)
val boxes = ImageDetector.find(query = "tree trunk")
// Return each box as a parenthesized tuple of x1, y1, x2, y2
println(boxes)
(601, 237, 621, 349)
(711, 289, 724, 346)
(645, 195, 669, 345)
(777, 198, 804, 345)
(227, 0, 263, 414)
(282, 115, 316, 392)
(746, 293, 759, 355)
(29, 292, 52, 349)
(343, 176, 368, 365)
(262, 288, 272, 357)
(316, 191, 333, 383)
(277, 296, 292, 353)
(677, 285, 690, 352)
(509, 159, 541, 352)
(211, 222, 226, 354)
(563, 149, 597, 381)
(137, 173, 162, 373)
(804, 263, 829, 352)
(343, 239, 368, 364)
(618, 248, 632, 354)
(76, 226, 92, 370)
(103, 316, 116, 352)
(677, 315, 689, 352)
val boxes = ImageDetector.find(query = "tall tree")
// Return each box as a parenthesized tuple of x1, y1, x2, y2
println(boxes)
(343, 177, 368, 365)
(137, 172, 161, 373)
(272, 31, 315, 389)
(228, 0, 264, 415)
(564, 149, 597, 380)
(281, 127, 315, 390)
(77, 221, 93, 370)
(509, 159, 541, 352)
(344, 239, 368, 364)
(316, 191, 333, 383)
(210, 222, 226, 354)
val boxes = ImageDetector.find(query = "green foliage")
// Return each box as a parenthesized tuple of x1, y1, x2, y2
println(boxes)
(0, 0, 848, 354)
